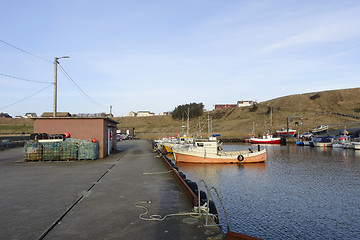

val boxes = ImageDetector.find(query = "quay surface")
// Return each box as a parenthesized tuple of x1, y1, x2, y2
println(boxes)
(0, 140, 223, 239)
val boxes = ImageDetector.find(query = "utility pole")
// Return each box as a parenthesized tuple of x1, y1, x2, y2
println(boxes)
(53, 56, 69, 117)
(53, 58, 58, 117)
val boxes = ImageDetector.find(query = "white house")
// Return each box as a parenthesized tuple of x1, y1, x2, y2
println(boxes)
(127, 111, 137, 117)
(237, 101, 256, 108)
(137, 111, 155, 117)
(24, 113, 37, 118)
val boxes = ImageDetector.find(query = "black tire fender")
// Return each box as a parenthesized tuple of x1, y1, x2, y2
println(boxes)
(237, 155, 244, 162)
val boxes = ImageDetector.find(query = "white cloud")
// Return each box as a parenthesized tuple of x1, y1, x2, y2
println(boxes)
(261, 7, 360, 52)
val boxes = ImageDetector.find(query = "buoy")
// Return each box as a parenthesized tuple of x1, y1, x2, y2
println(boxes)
(64, 132, 70, 138)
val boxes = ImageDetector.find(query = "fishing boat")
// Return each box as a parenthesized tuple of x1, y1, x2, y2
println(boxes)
(173, 139, 266, 164)
(312, 136, 334, 147)
(332, 140, 343, 148)
(352, 141, 360, 150)
(311, 125, 329, 134)
(276, 128, 296, 137)
(156, 136, 195, 153)
(165, 136, 195, 152)
(154, 137, 177, 153)
(249, 134, 281, 144)
(343, 142, 354, 149)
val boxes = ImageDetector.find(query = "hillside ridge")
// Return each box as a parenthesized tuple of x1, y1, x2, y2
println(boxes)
(1, 88, 360, 139)
(115, 87, 360, 139)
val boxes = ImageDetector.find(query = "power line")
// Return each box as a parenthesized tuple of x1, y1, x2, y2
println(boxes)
(0, 39, 52, 63)
(0, 72, 52, 84)
(0, 83, 53, 110)
(57, 63, 105, 108)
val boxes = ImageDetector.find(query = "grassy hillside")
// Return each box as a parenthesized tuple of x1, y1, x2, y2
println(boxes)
(115, 88, 360, 139)
(0, 118, 34, 134)
(262, 87, 360, 114)
(1, 88, 360, 139)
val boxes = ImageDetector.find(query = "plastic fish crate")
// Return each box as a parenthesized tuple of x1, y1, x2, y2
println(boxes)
(41, 142, 61, 161)
(78, 141, 98, 160)
(24, 142, 43, 161)
(60, 141, 78, 160)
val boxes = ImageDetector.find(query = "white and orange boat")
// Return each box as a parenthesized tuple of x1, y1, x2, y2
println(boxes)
(173, 140, 266, 164)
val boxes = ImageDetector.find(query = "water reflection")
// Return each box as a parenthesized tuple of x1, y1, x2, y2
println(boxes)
(177, 162, 267, 182)
(175, 144, 360, 240)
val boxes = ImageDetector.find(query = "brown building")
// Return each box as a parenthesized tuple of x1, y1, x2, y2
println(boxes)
(34, 117, 118, 158)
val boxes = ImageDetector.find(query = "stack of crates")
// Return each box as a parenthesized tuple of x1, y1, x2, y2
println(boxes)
(78, 141, 98, 160)
(24, 138, 98, 161)
(60, 140, 78, 160)
(42, 142, 61, 161)
(24, 142, 43, 161)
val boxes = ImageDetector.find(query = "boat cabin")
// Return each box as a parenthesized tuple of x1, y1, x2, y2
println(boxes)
(193, 140, 220, 154)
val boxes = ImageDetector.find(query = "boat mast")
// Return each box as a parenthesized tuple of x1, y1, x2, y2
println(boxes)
(252, 122, 255, 137)
(270, 107, 273, 132)
(208, 112, 210, 138)
(186, 108, 190, 137)
(198, 117, 201, 138)
(264, 120, 267, 134)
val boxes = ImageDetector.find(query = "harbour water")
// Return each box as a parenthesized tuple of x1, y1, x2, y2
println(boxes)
(175, 144, 360, 239)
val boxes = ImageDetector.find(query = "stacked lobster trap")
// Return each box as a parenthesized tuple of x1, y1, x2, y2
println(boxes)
(25, 133, 98, 161)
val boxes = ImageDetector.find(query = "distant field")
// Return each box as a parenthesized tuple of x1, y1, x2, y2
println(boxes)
(0, 118, 34, 135)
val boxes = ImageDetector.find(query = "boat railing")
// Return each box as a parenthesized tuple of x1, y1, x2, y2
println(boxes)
(197, 180, 229, 231)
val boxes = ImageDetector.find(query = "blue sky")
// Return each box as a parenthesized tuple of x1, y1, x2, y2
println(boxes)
(1, 0, 360, 117)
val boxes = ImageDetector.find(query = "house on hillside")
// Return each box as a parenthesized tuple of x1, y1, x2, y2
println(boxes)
(127, 111, 137, 117)
(214, 104, 237, 110)
(41, 112, 72, 117)
(237, 101, 256, 107)
(0, 112, 12, 118)
(24, 113, 37, 118)
(136, 111, 155, 117)
(160, 112, 169, 116)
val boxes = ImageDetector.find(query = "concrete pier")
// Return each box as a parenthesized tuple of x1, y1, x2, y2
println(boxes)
(0, 140, 223, 239)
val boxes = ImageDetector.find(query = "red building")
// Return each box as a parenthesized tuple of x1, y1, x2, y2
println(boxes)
(34, 117, 118, 158)
(214, 104, 237, 110)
